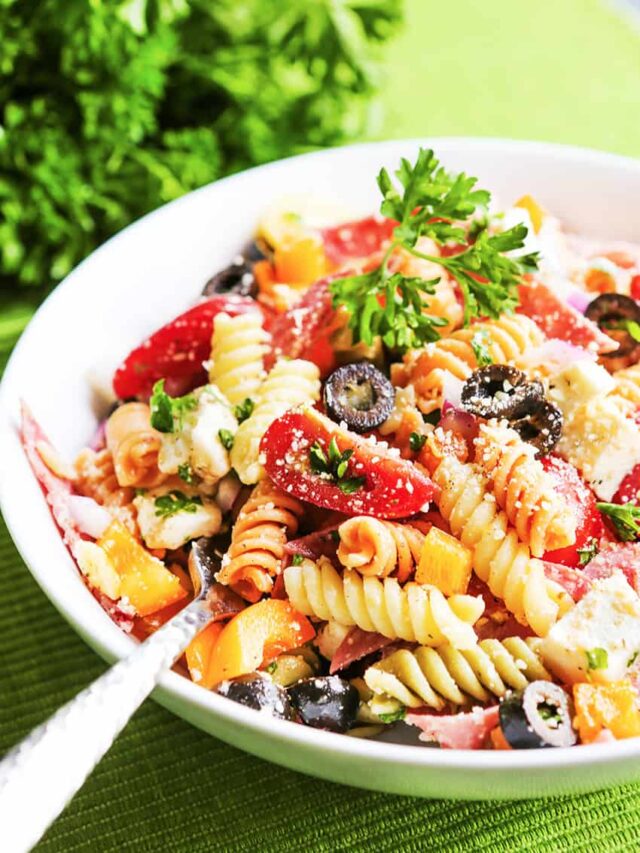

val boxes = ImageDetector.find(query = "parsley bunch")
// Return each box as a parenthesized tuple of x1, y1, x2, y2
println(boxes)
(330, 148, 539, 351)
(1, 0, 401, 292)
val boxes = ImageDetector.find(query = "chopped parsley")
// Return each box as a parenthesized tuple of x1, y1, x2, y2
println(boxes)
(409, 431, 427, 452)
(597, 502, 640, 542)
(218, 428, 235, 450)
(234, 397, 255, 423)
(291, 554, 304, 566)
(154, 490, 203, 518)
(265, 661, 278, 675)
(577, 538, 599, 566)
(586, 648, 609, 671)
(329, 148, 538, 351)
(378, 706, 407, 724)
(177, 463, 195, 485)
(150, 379, 197, 433)
(537, 702, 562, 727)
(470, 329, 493, 367)
(309, 436, 366, 495)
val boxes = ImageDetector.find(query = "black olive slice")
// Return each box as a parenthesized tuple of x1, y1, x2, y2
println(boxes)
(202, 259, 258, 298)
(217, 675, 292, 720)
(511, 400, 563, 456)
(461, 365, 543, 420)
(323, 363, 395, 433)
(499, 681, 577, 749)
(585, 293, 640, 357)
(287, 675, 359, 732)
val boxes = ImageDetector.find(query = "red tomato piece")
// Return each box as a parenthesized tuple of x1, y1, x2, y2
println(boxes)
(630, 275, 640, 302)
(321, 216, 395, 268)
(261, 407, 436, 518)
(112, 295, 260, 399)
(613, 462, 640, 506)
(541, 455, 606, 568)
(517, 280, 618, 354)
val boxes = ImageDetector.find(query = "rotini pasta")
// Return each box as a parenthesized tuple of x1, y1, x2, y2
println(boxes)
(284, 556, 484, 649)
(364, 637, 550, 710)
(377, 385, 430, 459)
(392, 314, 544, 414)
(74, 447, 138, 535)
(432, 452, 568, 636)
(337, 516, 425, 582)
(217, 479, 304, 602)
(474, 420, 577, 557)
(209, 311, 270, 407)
(105, 402, 166, 489)
(231, 357, 321, 484)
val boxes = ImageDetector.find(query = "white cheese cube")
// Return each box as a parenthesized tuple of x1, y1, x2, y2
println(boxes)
(548, 360, 615, 414)
(134, 487, 222, 550)
(541, 573, 640, 684)
(158, 385, 237, 487)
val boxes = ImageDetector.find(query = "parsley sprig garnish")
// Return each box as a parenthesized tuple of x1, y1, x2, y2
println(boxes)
(597, 502, 640, 541)
(577, 537, 599, 566)
(329, 148, 539, 350)
(150, 379, 197, 433)
(470, 329, 493, 367)
(309, 436, 365, 495)
(154, 490, 203, 518)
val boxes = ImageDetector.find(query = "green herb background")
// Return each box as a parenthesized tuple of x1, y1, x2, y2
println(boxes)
(2, 1, 640, 851)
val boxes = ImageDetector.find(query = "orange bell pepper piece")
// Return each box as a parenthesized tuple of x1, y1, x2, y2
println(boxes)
(573, 681, 640, 744)
(274, 236, 326, 286)
(98, 520, 187, 617)
(185, 622, 225, 689)
(206, 599, 315, 686)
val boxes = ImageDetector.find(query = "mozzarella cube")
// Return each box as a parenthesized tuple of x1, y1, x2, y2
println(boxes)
(541, 573, 640, 684)
(548, 360, 615, 414)
(158, 385, 237, 487)
(134, 488, 222, 550)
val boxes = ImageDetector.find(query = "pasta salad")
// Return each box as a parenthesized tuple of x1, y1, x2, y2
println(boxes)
(23, 148, 640, 750)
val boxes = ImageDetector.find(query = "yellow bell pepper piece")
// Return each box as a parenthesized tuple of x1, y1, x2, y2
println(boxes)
(515, 194, 545, 234)
(415, 526, 473, 595)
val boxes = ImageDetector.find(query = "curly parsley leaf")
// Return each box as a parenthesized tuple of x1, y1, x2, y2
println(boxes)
(329, 147, 538, 351)
(309, 438, 365, 494)
(470, 329, 493, 367)
(234, 398, 255, 423)
(154, 490, 203, 518)
(150, 380, 197, 433)
(597, 502, 640, 542)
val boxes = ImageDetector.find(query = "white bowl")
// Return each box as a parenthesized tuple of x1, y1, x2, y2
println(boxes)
(2, 138, 640, 800)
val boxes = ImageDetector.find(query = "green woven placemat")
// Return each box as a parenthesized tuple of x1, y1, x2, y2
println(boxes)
(3, 1, 640, 850)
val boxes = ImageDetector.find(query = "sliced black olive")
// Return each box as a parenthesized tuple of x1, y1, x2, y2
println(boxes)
(511, 400, 563, 456)
(287, 675, 359, 732)
(202, 259, 257, 298)
(585, 293, 640, 357)
(323, 363, 395, 433)
(461, 365, 543, 420)
(217, 674, 292, 720)
(499, 681, 577, 749)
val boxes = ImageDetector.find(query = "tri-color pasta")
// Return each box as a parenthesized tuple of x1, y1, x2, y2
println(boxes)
(337, 516, 425, 582)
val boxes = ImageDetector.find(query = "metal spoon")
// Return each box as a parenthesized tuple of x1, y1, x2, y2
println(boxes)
(0, 538, 227, 853)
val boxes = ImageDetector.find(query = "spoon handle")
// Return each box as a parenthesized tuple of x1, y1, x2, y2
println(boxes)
(0, 597, 212, 853)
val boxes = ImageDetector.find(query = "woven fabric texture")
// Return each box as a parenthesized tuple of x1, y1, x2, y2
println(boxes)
(2, 0, 640, 849)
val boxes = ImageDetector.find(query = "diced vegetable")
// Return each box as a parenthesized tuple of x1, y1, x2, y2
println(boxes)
(274, 236, 327, 285)
(261, 407, 436, 519)
(97, 520, 187, 616)
(416, 527, 472, 595)
(514, 195, 545, 234)
(573, 681, 640, 743)
(206, 599, 315, 686)
(185, 622, 224, 689)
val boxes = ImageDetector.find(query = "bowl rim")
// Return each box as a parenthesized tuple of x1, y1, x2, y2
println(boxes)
(2, 135, 640, 775)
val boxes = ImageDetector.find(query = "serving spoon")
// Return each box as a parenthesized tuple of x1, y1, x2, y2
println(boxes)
(0, 538, 226, 853)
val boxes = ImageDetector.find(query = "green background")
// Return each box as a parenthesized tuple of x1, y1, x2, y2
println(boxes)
(2, 0, 640, 849)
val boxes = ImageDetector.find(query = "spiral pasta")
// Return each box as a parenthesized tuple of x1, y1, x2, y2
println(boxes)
(392, 314, 544, 414)
(209, 311, 270, 407)
(337, 516, 425, 583)
(474, 420, 576, 557)
(217, 479, 304, 602)
(231, 358, 321, 484)
(105, 403, 166, 489)
(432, 453, 567, 636)
(74, 447, 138, 535)
(284, 556, 484, 649)
(377, 385, 430, 459)
(364, 637, 550, 711)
